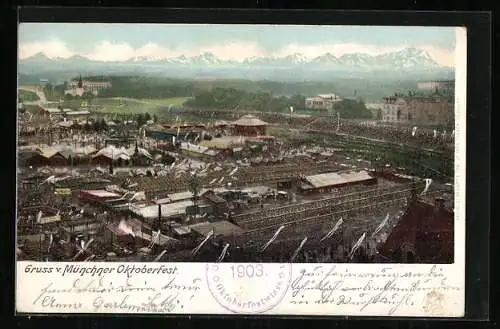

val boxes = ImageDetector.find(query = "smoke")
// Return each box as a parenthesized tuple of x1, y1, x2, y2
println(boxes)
(118, 219, 135, 237)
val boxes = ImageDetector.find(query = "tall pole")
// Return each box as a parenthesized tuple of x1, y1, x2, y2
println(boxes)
(48, 115, 53, 146)
(336, 112, 340, 132)
(155, 201, 161, 232)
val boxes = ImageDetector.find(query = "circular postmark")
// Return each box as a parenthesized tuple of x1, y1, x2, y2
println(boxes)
(206, 263, 292, 314)
(422, 289, 446, 316)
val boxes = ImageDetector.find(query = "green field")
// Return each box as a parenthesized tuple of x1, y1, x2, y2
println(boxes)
(55, 97, 190, 114)
(19, 90, 39, 102)
(55, 97, 174, 115)
(138, 97, 191, 106)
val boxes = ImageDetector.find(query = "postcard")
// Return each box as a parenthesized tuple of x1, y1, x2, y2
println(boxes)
(16, 23, 466, 317)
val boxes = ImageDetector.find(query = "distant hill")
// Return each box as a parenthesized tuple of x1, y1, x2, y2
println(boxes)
(19, 47, 454, 82)
(18, 74, 434, 103)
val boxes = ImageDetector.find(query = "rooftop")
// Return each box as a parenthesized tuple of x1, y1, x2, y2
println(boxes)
(36, 147, 62, 159)
(93, 145, 131, 161)
(173, 226, 192, 236)
(316, 93, 341, 99)
(304, 170, 374, 189)
(180, 142, 219, 156)
(81, 189, 121, 198)
(379, 200, 454, 262)
(167, 191, 194, 202)
(200, 136, 246, 149)
(189, 220, 244, 237)
(141, 231, 178, 246)
(129, 200, 193, 219)
(202, 190, 227, 204)
(232, 115, 268, 127)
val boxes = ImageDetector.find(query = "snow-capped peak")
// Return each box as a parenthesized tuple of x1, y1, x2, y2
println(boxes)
(284, 53, 309, 64)
(20, 47, 445, 70)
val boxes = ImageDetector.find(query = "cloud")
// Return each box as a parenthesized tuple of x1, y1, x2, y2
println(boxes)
(195, 42, 266, 61)
(419, 45, 455, 68)
(18, 40, 455, 67)
(83, 41, 266, 61)
(84, 41, 136, 61)
(19, 39, 75, 59)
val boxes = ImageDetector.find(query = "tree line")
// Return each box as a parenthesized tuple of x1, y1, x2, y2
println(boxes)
(184, 87, 306, 113)
(88, 76, 196, 99)
(46, 76, 372, 118)
(333, 99, 373, 119)
(19, 90, 40, 102)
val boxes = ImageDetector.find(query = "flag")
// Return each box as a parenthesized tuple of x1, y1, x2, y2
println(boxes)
(349, 233, 366, 259)
(372, 213, 390, 237)
(290, 106, 294, 113)
(72, 238, 94, 261)
(229, 167, 238, 176)
(411, 126, 417, 137)
(36, 210, 43, 223)
(148, 230, 161, 249)
(84, 254, 95, 262)
(320, 217, 343, 242)
(153, 250, 167, 262)
(47, 234, 53, 252)
(290, 237, 308, 262)
(420, 178, 433, 195)
(191, 229, 214, 256)
(260, 225, 285, 252)
(217, 243, 230, 262)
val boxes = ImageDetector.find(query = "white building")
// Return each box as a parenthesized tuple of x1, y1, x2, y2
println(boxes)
(417, 80, 454, 93)
(66, 79, 112, 96)
(305, 93, 343, 111)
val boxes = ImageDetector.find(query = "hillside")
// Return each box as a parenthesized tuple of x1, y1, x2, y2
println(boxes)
(46, 75, 424, 102)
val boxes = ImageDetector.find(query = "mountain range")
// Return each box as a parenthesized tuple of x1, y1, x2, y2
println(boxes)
(18, 48, 454, 81)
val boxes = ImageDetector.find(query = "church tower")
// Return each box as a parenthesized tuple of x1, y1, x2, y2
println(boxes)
(78, 74, 83, 88)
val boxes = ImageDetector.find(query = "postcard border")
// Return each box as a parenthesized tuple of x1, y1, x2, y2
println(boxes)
(8, 7, 492, 324)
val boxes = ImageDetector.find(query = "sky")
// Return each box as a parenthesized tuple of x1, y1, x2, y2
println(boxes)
(18, 24, 457, 67)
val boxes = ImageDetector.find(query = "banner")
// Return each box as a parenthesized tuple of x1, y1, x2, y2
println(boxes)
(55, 188, 72, 196)
(39, 215, 61, 224)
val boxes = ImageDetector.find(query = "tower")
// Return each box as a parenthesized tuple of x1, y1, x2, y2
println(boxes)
(78, 74, 83, 88)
